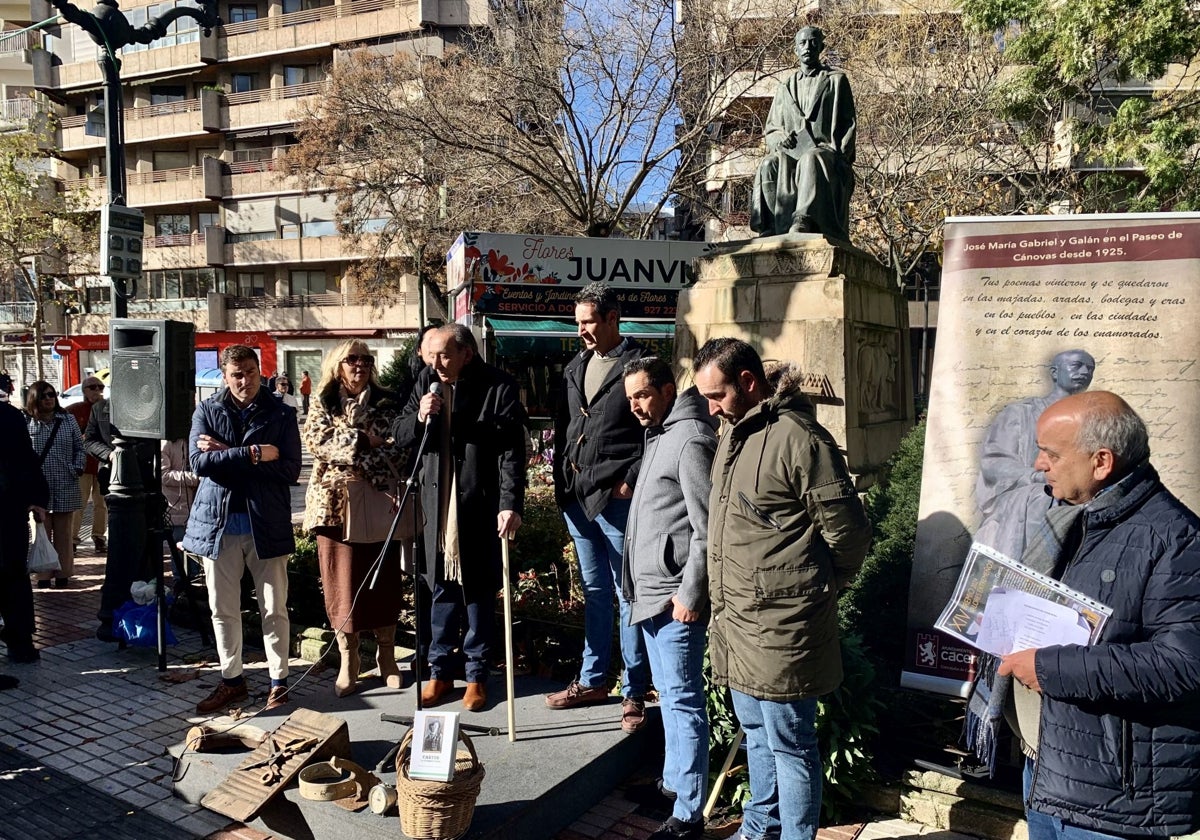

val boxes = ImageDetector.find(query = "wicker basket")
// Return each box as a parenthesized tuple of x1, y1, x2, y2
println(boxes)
(396, 728, 485, 840)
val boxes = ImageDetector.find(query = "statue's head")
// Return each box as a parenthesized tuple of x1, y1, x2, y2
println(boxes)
(1050, 349, 1096, 395)
(795, 26, 825, 69)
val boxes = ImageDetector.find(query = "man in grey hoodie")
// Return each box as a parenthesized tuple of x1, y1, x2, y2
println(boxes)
(621, 357, 718, 840)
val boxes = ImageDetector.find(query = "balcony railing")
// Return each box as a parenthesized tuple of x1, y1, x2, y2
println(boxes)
(220, 0, 400, 36)
(60, 174, 106, 192)
(224, 81, 324, 107)
(226, 144, 299, 174)
(129, 165, 205, 184)
(0, 302, 35, 324)
(227, 292, 348, 308)
(128, 98, 202, 120)
(61, 165, 207, 192)
(145, 230, 208, 249)
(0, 98, 44, 122)
(0, 29, 42, 53)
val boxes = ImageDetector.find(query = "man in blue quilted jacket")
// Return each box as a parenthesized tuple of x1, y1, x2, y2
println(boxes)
(1000, 390, 1200, 839)
(183, 345, 301, 715)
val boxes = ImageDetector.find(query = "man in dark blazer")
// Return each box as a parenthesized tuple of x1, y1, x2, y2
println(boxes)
(547, 282, 651, 733)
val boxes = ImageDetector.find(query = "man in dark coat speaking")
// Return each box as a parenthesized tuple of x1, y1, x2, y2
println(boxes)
(393, 324, 527, 712)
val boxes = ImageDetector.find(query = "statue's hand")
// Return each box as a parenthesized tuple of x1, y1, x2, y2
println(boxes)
(780, 131, 798, 150)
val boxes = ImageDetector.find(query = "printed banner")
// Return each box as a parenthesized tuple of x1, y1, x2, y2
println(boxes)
(448, 231, 713, 318)
(903, 213, 1200, 696)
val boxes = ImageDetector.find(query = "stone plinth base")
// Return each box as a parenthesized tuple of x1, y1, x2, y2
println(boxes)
(675, 234, 913, 487)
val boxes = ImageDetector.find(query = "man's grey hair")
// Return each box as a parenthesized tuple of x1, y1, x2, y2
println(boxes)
(1076, 398, 1150, 466)
(438, 323, 478, 354)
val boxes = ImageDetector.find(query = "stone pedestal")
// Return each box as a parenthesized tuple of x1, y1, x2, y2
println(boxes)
(675, 234, 913, 488)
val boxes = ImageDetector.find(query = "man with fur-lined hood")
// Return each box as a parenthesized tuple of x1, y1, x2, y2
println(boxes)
(694, 338, 872, 840)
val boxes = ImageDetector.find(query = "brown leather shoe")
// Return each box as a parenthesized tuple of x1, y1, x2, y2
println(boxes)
(265, 685, 289, 711)
(545, 680, 609, 709)
(196, 681, 249, 714)
(421, 678, 453, 707)
(621, 697, 647, 733)
(463, 682, 486, 712)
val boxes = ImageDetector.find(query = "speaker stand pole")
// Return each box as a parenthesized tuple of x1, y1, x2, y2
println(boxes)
(98, 435, 145, 647)
(152, 448, 167, 672)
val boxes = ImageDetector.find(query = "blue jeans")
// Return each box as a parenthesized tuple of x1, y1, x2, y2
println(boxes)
(731, 691, 821, 840)
(1023, 758, 1123, 840)
(563, 499, 649, 696)
(429, 577, 494, 685)
(642, 611, 708, 823)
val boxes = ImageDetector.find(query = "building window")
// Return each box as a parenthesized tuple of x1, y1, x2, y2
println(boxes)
(282, 0, 332, 13)
(143, 268, 221, 299)
(152, 150, 190, 171)
(302, 220, 337, 238)
(236, 272, 266, 297)
(149, 85, 186, 105)
(289, 270, 327, 296)
(155, 214, 191, 236)
(231, 73, 259, 94)
(283, 65, 322, 87)
(228, 4, 258, 23)
(198, 212, 220, 231)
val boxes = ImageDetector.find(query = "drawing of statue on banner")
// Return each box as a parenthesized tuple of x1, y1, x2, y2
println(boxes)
(973, 349, 1096, 559)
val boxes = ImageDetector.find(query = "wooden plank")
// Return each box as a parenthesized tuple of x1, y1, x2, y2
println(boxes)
(200, 708, 352, 822)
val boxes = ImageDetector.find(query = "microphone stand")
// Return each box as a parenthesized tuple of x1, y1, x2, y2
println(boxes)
(371, 403, 500, 737)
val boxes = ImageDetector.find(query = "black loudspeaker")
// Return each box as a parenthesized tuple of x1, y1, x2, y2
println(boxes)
(110, 319, 195, 440)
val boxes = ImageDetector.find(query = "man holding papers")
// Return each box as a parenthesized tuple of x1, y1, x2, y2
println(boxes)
(997, 391, 1200, 840)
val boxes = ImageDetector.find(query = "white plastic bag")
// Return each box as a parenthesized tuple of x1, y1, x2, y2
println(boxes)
(26, 516, 61, 575)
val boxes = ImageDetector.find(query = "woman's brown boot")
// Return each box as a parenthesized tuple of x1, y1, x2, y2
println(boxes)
(334, 630, 360, 697)
(375, 625, 402, 688)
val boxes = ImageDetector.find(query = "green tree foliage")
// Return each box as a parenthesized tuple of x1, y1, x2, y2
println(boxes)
(962, 0, 1200, 211)
(839, 417, 926, 683)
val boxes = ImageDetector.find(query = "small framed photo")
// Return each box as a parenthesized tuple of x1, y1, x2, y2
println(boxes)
(409, 711, 459, 782)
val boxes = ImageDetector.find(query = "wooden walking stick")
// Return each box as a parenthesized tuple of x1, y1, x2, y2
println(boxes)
(501, 535, 517, 742)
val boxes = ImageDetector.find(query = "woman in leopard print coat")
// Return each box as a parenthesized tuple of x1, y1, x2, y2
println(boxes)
(302, 339, 411, 697)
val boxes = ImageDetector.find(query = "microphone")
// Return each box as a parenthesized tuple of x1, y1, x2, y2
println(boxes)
(425, 381, 443, 425)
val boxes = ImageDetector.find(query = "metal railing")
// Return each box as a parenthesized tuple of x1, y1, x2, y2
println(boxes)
(61, 166, 201, 192)
(225, 80, 325, 106)
(0, 98, 43, 122)
(144, 230, 207, 249)
(225, 290, 388, 309)
(0, 303, 36, 324)
(0, 29, 42, 53)
(221, 0, 408, 37)
(60, 175, 107, 191)
(128, 97, 201, 120)
(226, 144, 299, 174)
(129, 165, 203, 184)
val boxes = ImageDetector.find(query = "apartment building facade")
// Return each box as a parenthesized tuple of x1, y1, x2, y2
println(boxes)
(24, 0, 486, 385)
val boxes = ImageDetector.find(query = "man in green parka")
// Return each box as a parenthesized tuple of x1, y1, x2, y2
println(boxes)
(694, 338, 872, 840)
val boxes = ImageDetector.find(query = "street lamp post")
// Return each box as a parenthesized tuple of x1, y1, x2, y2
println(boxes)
(46, 0, 219, 656)
(47, 0, 219, 317)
